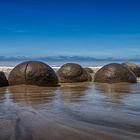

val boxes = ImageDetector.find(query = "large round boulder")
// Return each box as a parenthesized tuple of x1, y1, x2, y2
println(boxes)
(94, 63, 137, 83)
(122, 62, 140, 77)
(57, 63, 91, 83)
(84, 67, 94, 74)
(0, 71, 9, 87)
(8, 61, 58, 86)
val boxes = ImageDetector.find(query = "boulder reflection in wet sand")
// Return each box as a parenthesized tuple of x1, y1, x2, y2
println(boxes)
(0, 83, 140, 139)
(94, 83, 131, 103)
(60, 82, 90, 102)
(0, 87, 7, 103)
(8, 85, 57, 106)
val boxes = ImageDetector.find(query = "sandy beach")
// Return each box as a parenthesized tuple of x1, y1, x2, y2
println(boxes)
(0, 83, 140, 140)
(0, 63, 140, 140)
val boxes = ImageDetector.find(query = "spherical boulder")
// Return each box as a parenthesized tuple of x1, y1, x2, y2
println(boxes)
(122, 62, 140, 77)
(84, 67, 94, 73)
(0, 71, 9, 87)
(57, 63, 92, 83)
(94, 63, 137, 83)
(8, 61, 58, 86)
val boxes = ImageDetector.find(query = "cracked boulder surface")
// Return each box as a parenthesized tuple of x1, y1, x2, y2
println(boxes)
(57, 63, 92, 83)
(8, 61, 58, 87)
(94, 63, 137, 83)
(122, 62, 140, 77)
(0, 71, 9, 87)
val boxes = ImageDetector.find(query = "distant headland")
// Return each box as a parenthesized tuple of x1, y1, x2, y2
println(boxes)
(0, 55, 140, 62)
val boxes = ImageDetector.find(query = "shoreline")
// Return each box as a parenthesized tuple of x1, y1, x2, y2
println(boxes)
(0, 66, 102, 74)
(1, 65, 140, 82)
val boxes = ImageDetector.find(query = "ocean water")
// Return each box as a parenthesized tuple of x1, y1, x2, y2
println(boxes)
(0, 60, 140, 67)
(0, 83, 140, 140)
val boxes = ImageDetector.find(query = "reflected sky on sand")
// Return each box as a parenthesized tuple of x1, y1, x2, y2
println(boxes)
(0, 83, 140, 140)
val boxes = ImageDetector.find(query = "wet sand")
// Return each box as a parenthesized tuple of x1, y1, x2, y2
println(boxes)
(0, 83, 140, 140)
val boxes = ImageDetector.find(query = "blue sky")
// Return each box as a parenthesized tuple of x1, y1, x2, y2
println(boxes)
(0, 0, 140, 58)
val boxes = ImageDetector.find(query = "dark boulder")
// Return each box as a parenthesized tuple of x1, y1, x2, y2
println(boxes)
(84, 68, 94, 73)
(57, 63, 92, 83)
(8, 61, 58, 86)
(94, 63, 137, 83)
(0, 71, 9, 87)
(122, 62, 140, 77)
